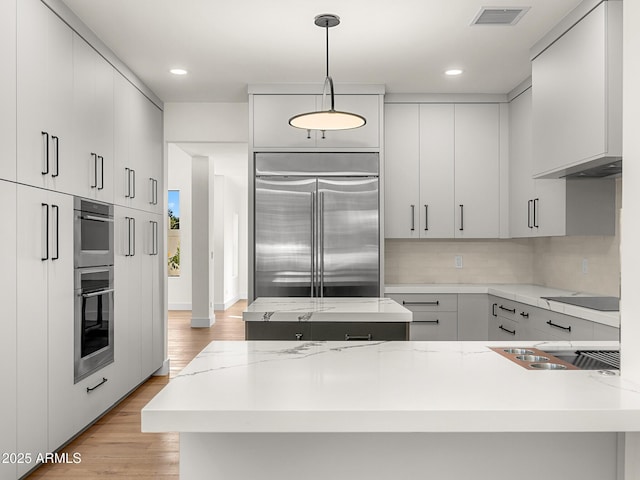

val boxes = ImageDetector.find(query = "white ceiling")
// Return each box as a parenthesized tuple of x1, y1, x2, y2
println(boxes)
(60, 0, 583, 103)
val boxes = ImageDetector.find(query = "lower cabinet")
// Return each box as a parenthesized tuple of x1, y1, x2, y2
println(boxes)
(0, 181, 17, 480)
(386, 293, 458, 341)
(245, 322, 408, 341)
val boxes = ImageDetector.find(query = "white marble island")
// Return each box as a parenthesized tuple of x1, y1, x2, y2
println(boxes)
(142, 340, 640, 480)
(243, 297, 412, 340)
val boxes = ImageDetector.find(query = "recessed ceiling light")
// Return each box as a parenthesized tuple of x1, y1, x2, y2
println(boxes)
(445, 69, 463, 76)
(170, 68, 188, 75)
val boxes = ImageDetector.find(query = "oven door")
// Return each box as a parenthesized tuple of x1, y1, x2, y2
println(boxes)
(74, 266, 114, 383)
(74, 198, 114, 268)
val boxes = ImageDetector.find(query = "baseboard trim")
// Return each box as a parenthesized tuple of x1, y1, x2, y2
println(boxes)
(169, 302, 192, 310)
(191, 316, 215, 328)
(215, 295, 241, 311)
(153, 358, 170, 376)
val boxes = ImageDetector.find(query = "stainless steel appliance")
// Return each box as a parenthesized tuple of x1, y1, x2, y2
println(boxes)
(74, 266, 114, 382)
(74, 197, 115, 383)
(254, 152, 379, 298)
(74, 197, 114, 268)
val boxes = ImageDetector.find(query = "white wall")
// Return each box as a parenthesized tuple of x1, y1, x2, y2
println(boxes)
(164, 103, 248, 143)
(167, 143, 192, 310)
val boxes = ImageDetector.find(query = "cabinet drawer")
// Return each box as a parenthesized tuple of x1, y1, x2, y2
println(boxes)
(528, 310, 593, 340)
(245, 322, 311, 341)
(410, 312, 457, 341)
(489, 297, 520, 319)
(488, 316, 519, 341)
(387, 293, 457, 312)
(593, 323, 620, 341)
(312, 322, 408, 341)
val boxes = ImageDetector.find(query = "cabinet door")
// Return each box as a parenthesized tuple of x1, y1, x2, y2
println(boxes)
(488, 316, 519, 341)
(532, 179, 566, 237)
(384, 104, 420, 238)
(457, 294, 489, 341)
(0, 0, 16, 181)
(72, 35, 114, 202)
(16, 185, 50, 476)
(17, 0, 73, 192)
(253, 95, 317, 148)
(317, 95, 379, 148)
(532, 3, 608, 176)
(141, 97, 163, 214)
(140, 212, 162, 378)
(454, 104, 500, 238)
(45, 191, 75, 451)
(419, 104, 455, 238)
(410, 312, 457, 341)
(0, 181, 17, 480)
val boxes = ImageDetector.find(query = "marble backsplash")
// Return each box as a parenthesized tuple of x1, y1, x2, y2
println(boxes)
(385, 178, 621, 297)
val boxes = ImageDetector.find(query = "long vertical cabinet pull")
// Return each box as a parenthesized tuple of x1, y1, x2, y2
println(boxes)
(51, 205, 60, 260)
(149, 178, 154, 205)
(424, 205, 428, 231)
(459, 205, 464, 231)
(51, 136, 60, 177)
(410, 205, 415, 231)
(149, 178, 159, 205)
(41, 132, 49, 175)
(153, 221, 158, 255)
(125, 216, 132, 256)
(98, 156, 104, 190)
(131, 217, 136, 256)
(91, 153, 98, 188)
(533, 198, 539, 228)
(41, 203, 49, 261)
(320, 191, 325, 298)
(527, 200, 533, 229)
(125, 168, 131, 198)
(131, 170, 136, 199)
(310, 191, 315, 298)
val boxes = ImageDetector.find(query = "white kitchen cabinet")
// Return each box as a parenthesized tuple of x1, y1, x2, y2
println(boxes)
(419, 104, 455, 237)
(593, 323, 620, 341)
(509, 87, 616, 238)
(72, 34, 114, 203)
(385, 102, 502, 239)
(16, 185, 73, 477)
(0, 181, 17, 480)
(0, 0, 16, 182)
(532, 1, 622, 178)
(252, 94, 379, 149)
(387, 293, 458, 341)
(114, 74, 163, 214)
(17, 0, 74, 193)
(457, 294, 489, 341)
(454, 104, 500, 238)
(384, 104, 420, 238)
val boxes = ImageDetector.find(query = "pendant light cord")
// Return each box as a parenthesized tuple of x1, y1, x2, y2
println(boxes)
(323, 19, 335, 111)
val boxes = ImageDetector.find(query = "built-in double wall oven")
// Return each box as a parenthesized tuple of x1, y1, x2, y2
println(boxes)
(73, 197, 114, 383)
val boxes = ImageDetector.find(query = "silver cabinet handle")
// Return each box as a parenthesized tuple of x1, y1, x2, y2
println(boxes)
(310, 191, 315, 298)
(527, 199, 533, 229)
(125, 168, 131, 198)
(149, 178, 155, 204)
(533, 198, 539, 228)
(51, 205, 59, 261)
(459, 205, 464, 231)
(98, 155, 104, 190)
(345, 334, 372, 341)
(125, 216, 131, 256)
(41, 131, 49, 175)
(131, 217, 136, 256)
(81, 214, 113, 223)
(154, 221, 159, 255)
(82, 288, 114, 298)
(402, 300, 439, 306)
(131, 169, 136, 199)
(320, 191, 325, 297)
(91, 153, 98, 188)
(410, 205, 415, 231)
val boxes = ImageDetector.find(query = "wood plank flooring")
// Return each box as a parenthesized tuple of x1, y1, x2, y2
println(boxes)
(27, 301, 246, 479)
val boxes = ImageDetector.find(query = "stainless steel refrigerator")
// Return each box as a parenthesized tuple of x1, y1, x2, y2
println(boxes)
(254, 152, 379, 298)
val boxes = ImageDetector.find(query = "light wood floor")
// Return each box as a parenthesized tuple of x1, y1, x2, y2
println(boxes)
(27, 301, 246, 479)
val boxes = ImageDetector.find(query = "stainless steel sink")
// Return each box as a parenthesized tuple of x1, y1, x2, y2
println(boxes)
(503, 348, 535, 355)
(530, 363, 567, 370)
(541, 350, 619, 370)
(515, 355, 550, 362)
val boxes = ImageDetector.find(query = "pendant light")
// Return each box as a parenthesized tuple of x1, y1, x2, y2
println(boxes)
(289, 14, 366, 131)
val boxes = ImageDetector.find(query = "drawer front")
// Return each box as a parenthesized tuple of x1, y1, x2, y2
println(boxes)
(489, 296, 520, 320)
(488, 316, 519, 341)
(313, 322, 408, 341)
(528, 309, 594, 340)
(245, 322, 311, 341)
(387, 293, 457, 312)
(410, 312, 457, 341)
(593, 323, 620, 341)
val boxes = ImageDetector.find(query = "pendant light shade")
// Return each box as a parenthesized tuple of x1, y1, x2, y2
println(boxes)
(288, 14, 366, 131)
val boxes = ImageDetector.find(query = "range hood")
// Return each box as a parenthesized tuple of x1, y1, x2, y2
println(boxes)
(562, 158, 622, 179)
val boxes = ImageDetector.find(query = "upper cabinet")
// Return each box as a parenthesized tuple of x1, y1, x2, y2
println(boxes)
(385, 102, 504, 239)
(252, 94, 380, 150)
(531, 1, 622, 178)
(17, 0, 73, 192)
(72, 34, 114, 203)
(0, 0, 16, 182)
(510, 87, 616, 238)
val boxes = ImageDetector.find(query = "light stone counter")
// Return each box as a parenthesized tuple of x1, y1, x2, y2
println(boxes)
(142, 340, 636, 480)
(242, 297, 412, 322)
(385, 283, 620, 328)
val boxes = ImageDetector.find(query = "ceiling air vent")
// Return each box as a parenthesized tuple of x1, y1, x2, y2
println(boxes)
(471, 7, 530, 26)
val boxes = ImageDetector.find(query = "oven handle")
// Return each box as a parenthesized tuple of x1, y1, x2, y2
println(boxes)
(81, 288, 115, 298)
(80, 214, 114, 223)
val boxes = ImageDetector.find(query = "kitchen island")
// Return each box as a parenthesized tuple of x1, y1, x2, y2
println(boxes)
(243, 297, 412, 340)
(142, 340, 640, 480)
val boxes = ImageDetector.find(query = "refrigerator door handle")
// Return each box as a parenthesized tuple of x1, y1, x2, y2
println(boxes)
(320, 191, 325, 298)
(310, 191, 315, 298)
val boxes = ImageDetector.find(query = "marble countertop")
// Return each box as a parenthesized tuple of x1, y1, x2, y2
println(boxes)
(385, 283, 620, 328)
(243, 297, 412, 322)
(141, 339, 640, 434)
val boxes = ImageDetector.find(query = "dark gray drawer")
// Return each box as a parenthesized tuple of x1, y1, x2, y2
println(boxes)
(312, 322, 408, 341)
(245, 322, 311, 341)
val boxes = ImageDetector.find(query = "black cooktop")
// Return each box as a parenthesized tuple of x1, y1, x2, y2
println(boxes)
(541, 296, 619, 312)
